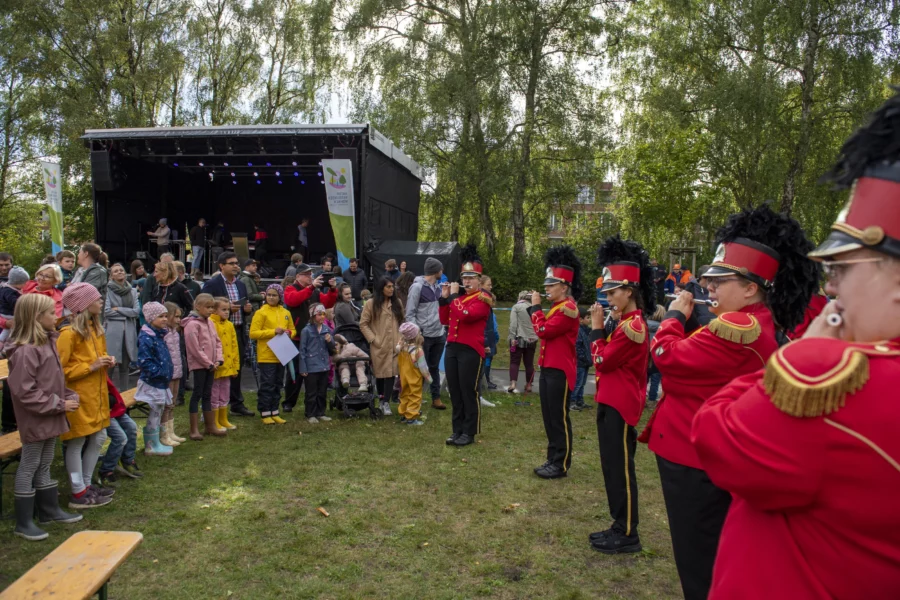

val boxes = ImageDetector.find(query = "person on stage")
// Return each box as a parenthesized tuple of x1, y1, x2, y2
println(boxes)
(440, 245, 492, 447)
(528, 246, 582, 479)
(587, 236, 656, 553)
(642, 204, 818, 600)
(693, 91, 900, 599)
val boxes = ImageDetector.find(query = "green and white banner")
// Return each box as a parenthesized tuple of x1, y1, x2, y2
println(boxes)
(41, 162, 64, 254)
(321, 159, 356, 270)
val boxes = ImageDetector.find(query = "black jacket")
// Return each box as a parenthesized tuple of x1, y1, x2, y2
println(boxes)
(344, 268, 368, 300)
(200, 274, 249, 326)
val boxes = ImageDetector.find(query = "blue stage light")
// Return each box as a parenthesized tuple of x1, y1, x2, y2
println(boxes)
(248, 162, 253, 166)
(294, 172, 299, 177)
(173, 162, 179, 167)
(275, 171, 280, 176)
(278, 180, 283, 185)
(266, 162, 271, 166)
(232, 180, 237, 185)
(301, 180, 305, 184)
(256, 180, 261, 185)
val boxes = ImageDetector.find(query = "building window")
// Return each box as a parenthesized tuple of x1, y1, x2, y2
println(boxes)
(576, 185, 595, 205)
(549, 214, 559, 231)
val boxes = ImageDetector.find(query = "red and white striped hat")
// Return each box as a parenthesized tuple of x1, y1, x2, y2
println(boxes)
(62, 282, 101, 314)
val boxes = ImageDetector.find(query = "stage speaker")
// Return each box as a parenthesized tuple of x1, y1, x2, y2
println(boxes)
(91, 148, 127, 191)
(333, 148, 359, 186)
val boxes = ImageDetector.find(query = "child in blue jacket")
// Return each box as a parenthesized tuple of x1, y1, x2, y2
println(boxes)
(135, 302, 175, 456)
(299, 303, 335, 424)
(571, 308, 592, 411)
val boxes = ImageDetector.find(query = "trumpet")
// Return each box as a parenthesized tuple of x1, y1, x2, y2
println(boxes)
(666, 294, 719, 308)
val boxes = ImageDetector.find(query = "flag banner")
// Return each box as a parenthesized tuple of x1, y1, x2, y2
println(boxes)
(41, 162, 64, 254)
(321, 159, 356, 270)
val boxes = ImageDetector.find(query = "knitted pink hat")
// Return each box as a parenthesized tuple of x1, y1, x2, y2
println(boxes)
(62, 282, 101, 314)
(399, 322, 420, 341)
(142, 301, 168, 323)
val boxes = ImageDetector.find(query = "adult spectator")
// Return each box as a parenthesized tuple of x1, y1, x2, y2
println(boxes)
(384, 259, 400, 283)
(480, 276, 499, 394)
(148, 261, 193, 316)
(345, 258, 368, 300)
(315, 258, 333, 278)
(359, 277, 403, 415)
(239, 259, 264, 311)
(395, 271, 415, 308)
(175, 261, 200, 299)
(139, 252, 175, 307)
(56, 250, 76, 291)
(332, 265, 344, 287)
(297, 217, 309, 259)
(130, 260, 147, 289)
(282, 264, 337, 412)
(189, 218, 208, 274)
(399, 260, 411, 276)
(285, 253, 304, 279)
(333, 283, 360, 328)
(22, 264, 64, 317)
(405, 257, 447, 410)
(253, 224, 269, 266)
(98, 252, 109, 268)
(201, 252, 254, 417)
(0, 252, 12, 284)
(71, 243, 108, 298)
(508, 290, 538, 397)
(146, 218, 171, 257)
(104, 263, 140, 372)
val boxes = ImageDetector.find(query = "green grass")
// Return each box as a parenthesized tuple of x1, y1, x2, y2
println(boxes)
(0, 394, 681, 599)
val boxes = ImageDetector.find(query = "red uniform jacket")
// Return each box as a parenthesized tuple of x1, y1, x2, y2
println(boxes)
(441, 290, 492, 357)
(283, 284, 337, 340)
(642, 303, 777, 469)
(692, 338, 900, 600)
(787, 294, 828, 340)
(529, 299, 579, 390)
(591, 310, 649, 426)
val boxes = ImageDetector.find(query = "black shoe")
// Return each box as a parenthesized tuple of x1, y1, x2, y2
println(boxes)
(588, 527, 614, 543)
(533, 461, 551, 474)
(487, 382, 498, 390)
(174, 396, 185, 407)
(453, 434, 474, 446)
(445, 433, 460, 445)
(535, 464, 567, 479)
(230, 405, 255, 417)
(580, 403, 593, 410)
(591, 529, 642, 554)
(569, 403, 582, 412)
(282, 405, 294, 413)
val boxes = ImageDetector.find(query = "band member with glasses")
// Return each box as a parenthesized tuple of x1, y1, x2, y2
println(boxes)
(641, 204, 819, 600)
(693, 90, 900, 599)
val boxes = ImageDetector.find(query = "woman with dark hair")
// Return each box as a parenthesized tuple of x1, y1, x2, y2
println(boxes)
(395, 271, 415, 308)
(359, 277, 403, 414)
(333, 283, 361, 328)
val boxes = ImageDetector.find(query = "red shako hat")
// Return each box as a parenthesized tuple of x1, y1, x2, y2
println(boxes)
(599, 262, 640, 293)
(704, 237, 781, 288)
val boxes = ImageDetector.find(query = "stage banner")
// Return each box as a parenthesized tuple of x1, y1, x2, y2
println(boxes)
(41, 162, 64, 254)
(321, 159, 356, 270)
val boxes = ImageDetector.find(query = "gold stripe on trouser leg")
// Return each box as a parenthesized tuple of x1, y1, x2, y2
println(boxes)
(623, 421, 632, 536)
(562, 385, 570, 472)
(474, 357, 484, 434)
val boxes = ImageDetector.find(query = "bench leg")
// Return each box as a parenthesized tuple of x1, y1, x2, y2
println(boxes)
(1, 457, 21, 520)
(98, 580, 108, 600)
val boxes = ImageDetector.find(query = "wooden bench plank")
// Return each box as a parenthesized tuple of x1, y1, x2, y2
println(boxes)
(0, 359, 8, 381)
(0, 431, 21, 461)
(0, 530, 143, 600)
(120, 388, 137, 409)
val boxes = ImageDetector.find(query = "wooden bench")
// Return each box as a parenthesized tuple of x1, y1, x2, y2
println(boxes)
(0, 430, 22, 518)
(0, 359, 8, 380)
(120, 387, 148, 419)
(0, 530, 143, 600)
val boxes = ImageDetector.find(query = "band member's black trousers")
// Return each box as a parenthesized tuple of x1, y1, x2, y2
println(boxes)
(656, 455, 732, 600)
(596, 403, 639, 535)
(539, 367, 572, 470)
(444, 342, 482, 437)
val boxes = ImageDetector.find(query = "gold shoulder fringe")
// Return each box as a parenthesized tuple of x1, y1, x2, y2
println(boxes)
(708, 315, 761, 344)
(764, 349, 869, 417)
(478, 292, 495, 307)
(623, 322, 646, 344)
(561, 304, 578, 319)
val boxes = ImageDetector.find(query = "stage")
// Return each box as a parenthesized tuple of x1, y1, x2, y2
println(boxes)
(81, 124, 424, 270)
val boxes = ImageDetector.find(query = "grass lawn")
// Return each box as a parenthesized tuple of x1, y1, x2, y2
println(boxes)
(0, 391, 682, 599)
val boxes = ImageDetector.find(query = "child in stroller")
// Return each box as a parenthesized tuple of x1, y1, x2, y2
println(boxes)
(333, 334, 369, 392)
(330, 323, 379, 418)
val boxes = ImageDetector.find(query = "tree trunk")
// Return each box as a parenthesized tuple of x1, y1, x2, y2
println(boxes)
(780, 1, 820, 217)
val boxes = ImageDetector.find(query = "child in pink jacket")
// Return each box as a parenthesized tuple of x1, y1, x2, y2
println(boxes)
(333, 334, 369, 392)
(181, 294, 223, 440)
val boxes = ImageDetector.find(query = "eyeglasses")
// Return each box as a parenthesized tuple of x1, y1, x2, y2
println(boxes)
(706, 277, 742, 290)
(36, 273, 55, 280)
(224, 261, 240, 266)
(821, 257, 884, 280)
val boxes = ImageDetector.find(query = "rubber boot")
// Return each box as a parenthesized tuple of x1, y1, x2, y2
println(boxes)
(14, 492, 48, 541)
(143, 426, 173, 456)
(217, 407, 236, 430)
(189, 413, 203, 441)
(35, 484, 83, 525)
(203, 411, 226, 436)
(168, 419, 187, 443)
(159, 420, 181, 447)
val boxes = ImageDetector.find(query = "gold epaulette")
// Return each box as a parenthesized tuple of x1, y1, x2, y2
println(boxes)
(764, 339, 869, 417)
(622, 318, 646, 344)
(478, 292, 494, 307)
(708, 312, 761, 344)
(561, 301, 578, 319)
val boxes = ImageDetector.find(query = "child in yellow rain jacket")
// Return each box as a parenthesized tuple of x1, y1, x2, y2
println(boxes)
(396, 322, 432, 426)
(249, 284, 295, 424)
(211, 298, 240, 432)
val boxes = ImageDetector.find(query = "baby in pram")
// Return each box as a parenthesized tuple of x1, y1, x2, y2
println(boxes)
(333, 334, 369, 392)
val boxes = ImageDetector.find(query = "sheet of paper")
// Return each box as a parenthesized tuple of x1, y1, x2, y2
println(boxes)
(267, 332, 299, 366)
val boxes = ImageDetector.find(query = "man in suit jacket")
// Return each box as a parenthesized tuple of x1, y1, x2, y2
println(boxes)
(201, 251, 255, 416)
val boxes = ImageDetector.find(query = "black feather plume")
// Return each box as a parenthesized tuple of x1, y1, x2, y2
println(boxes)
(715, 205, 820, 332)
(596, 235, 657, 316)
(823, 87, 900, 188)
(543, 245, 584, 300)
(459, 243, 481, 265)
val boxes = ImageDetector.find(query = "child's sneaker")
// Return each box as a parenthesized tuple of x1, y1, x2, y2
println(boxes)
(341, 379, 350, 388)
(318, 415, 332, 422)
(405, 419, 424, 426)
(89, 484, 116, 498)
(116, 460, 144, 479)
(307, 417, 319, 424)
(380, 401, 392, 415)
(68, 489, 112, 509)
(358, 383, 368, 392)
(98, 471, 119, 488)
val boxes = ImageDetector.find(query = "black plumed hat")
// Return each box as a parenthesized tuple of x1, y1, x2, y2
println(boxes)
(596, 235, 657, 316)
(543, 245, 583, 300)
(459, 244, 484, 277)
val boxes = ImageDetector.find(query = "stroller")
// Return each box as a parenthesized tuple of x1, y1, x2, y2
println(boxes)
(330, 323, 380, 419)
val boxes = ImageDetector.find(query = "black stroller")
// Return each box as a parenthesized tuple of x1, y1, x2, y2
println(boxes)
(330, 323, 380, 419)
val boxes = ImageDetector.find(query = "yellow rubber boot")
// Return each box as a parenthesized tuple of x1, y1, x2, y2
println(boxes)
(218, 407, 237, 430)
(261, 417, 276, 425)
(271, 415, 286, 424)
